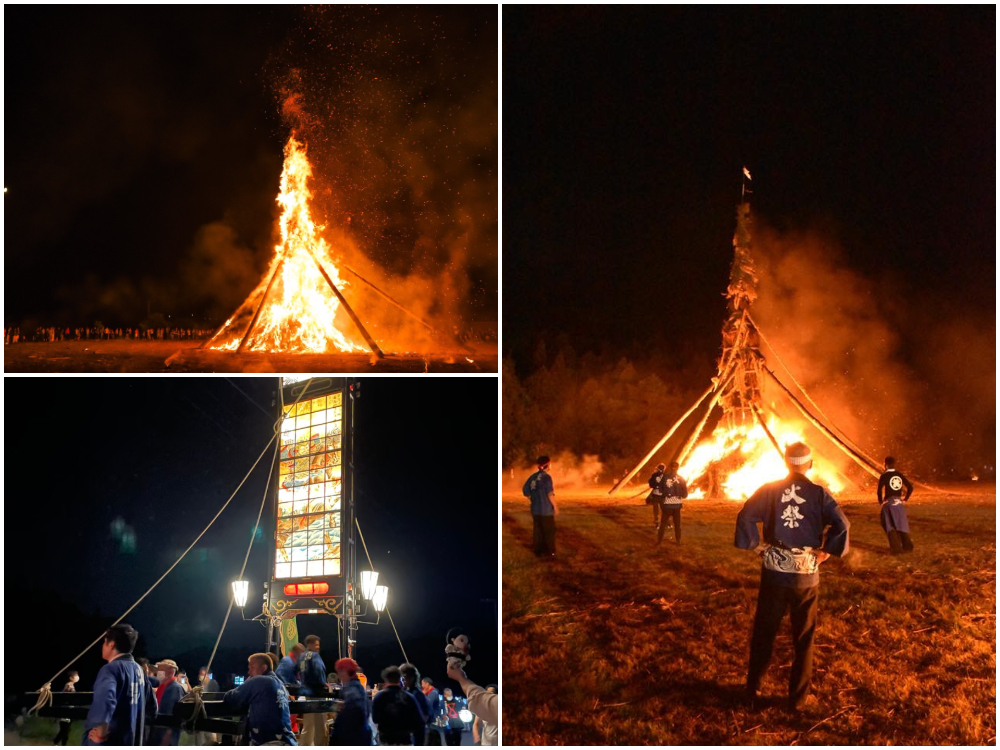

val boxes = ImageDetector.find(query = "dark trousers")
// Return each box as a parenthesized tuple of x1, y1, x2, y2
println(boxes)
(532, 514, 556, 555)
(657, 506, 681, 543)
(651, 501, 661, 527)
(887, 530, 914, 553)
(747, 579, 818, 709)
(54, 721, 71, 745)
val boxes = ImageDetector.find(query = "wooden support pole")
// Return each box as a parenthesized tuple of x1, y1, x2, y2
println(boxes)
(237, 256, 286, 353)
(763, 367, 882, 480)
(305, 249, 385, 359)
(609, 380, 717, 496)
(752, 404, 785, 459)
(675, 369, 737, 467)
(340, 262, 476, 354)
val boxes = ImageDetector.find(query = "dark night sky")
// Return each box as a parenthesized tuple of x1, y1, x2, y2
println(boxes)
(4, 5, 497, 327)
(7, 377, 497, 695)
(503, 6, 994, 368)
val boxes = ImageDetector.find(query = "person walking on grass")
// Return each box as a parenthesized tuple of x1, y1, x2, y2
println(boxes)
(522, 455, 557, 557)
(877, 456, 914, 554)
(734, 441, 850, 712)
(647, 462, 668, 528)
(657, 461, 688, 545)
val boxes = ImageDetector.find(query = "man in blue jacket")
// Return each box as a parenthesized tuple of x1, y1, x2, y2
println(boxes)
(421, 677, 445, 745)
(222, 653, 297, 746)
(151, 659, 186, 745)
(83, 624, 157, 746)
(522, 455, 557, 557)
(877, 456, 915, 553)
(371, 666, 425, 745)
(296, 635, 328, 745)
(398, 663, 429, 744)
(735, 441, 850, 711)
(276, 643, 305, 685)
(330, 658, 371, 746)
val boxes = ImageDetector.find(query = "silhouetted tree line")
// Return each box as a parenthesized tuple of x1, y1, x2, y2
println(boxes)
(503, 340, 713, 477)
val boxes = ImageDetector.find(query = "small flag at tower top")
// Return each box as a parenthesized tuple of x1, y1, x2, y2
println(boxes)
(743, 166, 752, 181)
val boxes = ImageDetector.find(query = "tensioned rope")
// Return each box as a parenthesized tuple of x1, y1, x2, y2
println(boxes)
(32, 377, 313, 714)
(355, 519, 409, 664)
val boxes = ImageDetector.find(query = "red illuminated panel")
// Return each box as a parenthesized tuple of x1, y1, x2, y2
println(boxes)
(283, 582, 330, 596)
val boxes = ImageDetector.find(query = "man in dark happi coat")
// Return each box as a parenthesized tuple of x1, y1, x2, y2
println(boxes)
(83, 624, 157, 746)
(646, 462, 667, 528)
(734, 442, 850, 711)
(877, 456, 914, 553)
(657, 461, 687, 545)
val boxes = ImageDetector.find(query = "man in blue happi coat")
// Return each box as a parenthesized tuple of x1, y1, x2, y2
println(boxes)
(276, 643, 305, 685)
(296, 635, 328, 745)
(877, 456, 914, 553)
(657, 461, 688, 545)
(735, 441, 850, 711)
(83, 624, 157, 746)
(222, 653, 297, 746)
(523, 455, 557, 557)
(330, 658, 372, 746)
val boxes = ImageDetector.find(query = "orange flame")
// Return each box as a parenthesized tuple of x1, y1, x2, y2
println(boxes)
(682, 416, 845, 500)
(210, 136, 365, 353)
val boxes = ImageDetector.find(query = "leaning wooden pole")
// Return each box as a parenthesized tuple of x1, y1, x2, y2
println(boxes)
(763, 367, 882, 480)
(751, 404, 786, 459)
(236, 257, 286, 353)
(675, 369, 738, 467)
(340, 263, 476, 355)
(608, 381, 717, 496)
(305, 249, 385, 359)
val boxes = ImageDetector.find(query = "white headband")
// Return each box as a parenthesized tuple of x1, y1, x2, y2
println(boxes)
(786, 452, 812, 465)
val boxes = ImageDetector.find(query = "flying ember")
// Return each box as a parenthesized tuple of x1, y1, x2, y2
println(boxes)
(207, 136, 369, 354)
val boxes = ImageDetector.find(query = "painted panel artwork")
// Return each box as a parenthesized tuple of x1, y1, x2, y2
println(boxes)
(274, 389, 343, 580)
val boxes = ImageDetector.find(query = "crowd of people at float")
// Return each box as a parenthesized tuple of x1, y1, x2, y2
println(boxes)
(52, 624, 498, 747)
(4, 325, 214, 344)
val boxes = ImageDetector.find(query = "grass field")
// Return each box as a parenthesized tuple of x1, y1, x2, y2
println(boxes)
(502, 484, 996, 745)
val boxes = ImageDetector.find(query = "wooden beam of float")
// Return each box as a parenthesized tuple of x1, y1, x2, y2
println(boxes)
(609, 379, 718, 496)
(340, 262, 476, 355)
(304, 248, 385, 359)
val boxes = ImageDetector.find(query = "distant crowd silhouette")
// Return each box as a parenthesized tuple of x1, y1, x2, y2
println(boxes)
(4, 326, 213, 344)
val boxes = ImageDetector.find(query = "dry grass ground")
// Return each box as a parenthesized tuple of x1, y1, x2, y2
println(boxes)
(502, 484, 996, 745)
(4, 340, 496, 372)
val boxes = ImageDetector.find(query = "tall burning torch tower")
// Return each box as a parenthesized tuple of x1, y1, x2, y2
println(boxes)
(717, 188, 764, 431)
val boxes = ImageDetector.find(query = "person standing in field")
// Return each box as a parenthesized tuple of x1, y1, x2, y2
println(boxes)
(522, 455, 557, 557)
(53, 670, 79, 745)
(657, 461, 688, 545)
(877, 456, 914, 553)
(646, 462, 668, 528)
(734, 441, 850, 712)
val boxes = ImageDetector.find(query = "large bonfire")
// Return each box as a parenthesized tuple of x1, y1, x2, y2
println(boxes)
(611, 172, 886, 500)
(206, 136, 371, 354)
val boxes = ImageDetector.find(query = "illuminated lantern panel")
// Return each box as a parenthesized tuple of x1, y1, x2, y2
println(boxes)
(275, 391, 344, 579)
(283, 582, 330, 596)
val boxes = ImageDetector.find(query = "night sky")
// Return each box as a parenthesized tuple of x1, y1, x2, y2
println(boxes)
(7, 377, 498, 695)
(5, 5, 497, 328)
(503, 7, 993, 368)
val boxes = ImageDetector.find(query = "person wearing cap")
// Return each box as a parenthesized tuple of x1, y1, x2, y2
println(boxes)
(296, 635, 328, 745)
(83, 624, 157, 746)
(151, 658, 186, 745)
(522, 455, 557, 557)
(657, 461, 688, 545)
(734, 441, 850, 712)
(646, 462, 668, 528)
(877, 456, 914, 553)
(222, 653, 296, 746)
(330, 658, 372, 746)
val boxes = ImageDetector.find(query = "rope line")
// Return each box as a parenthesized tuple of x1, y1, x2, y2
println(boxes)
(355, 519, 409, 664)
(35, 429, 279, 692)
(34, 377, 313, 693)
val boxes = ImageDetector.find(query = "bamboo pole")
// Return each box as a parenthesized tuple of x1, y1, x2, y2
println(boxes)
(763, 367, 882, 480)
(608, 380, 717, 496)
(237, 256, 286, 353)
(675, 368, 737, 466)
(748, 313, 882, 468)
(304, 248, 385, 359)
(752, 404, 785, 459)
(340, 263, 476, 355)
